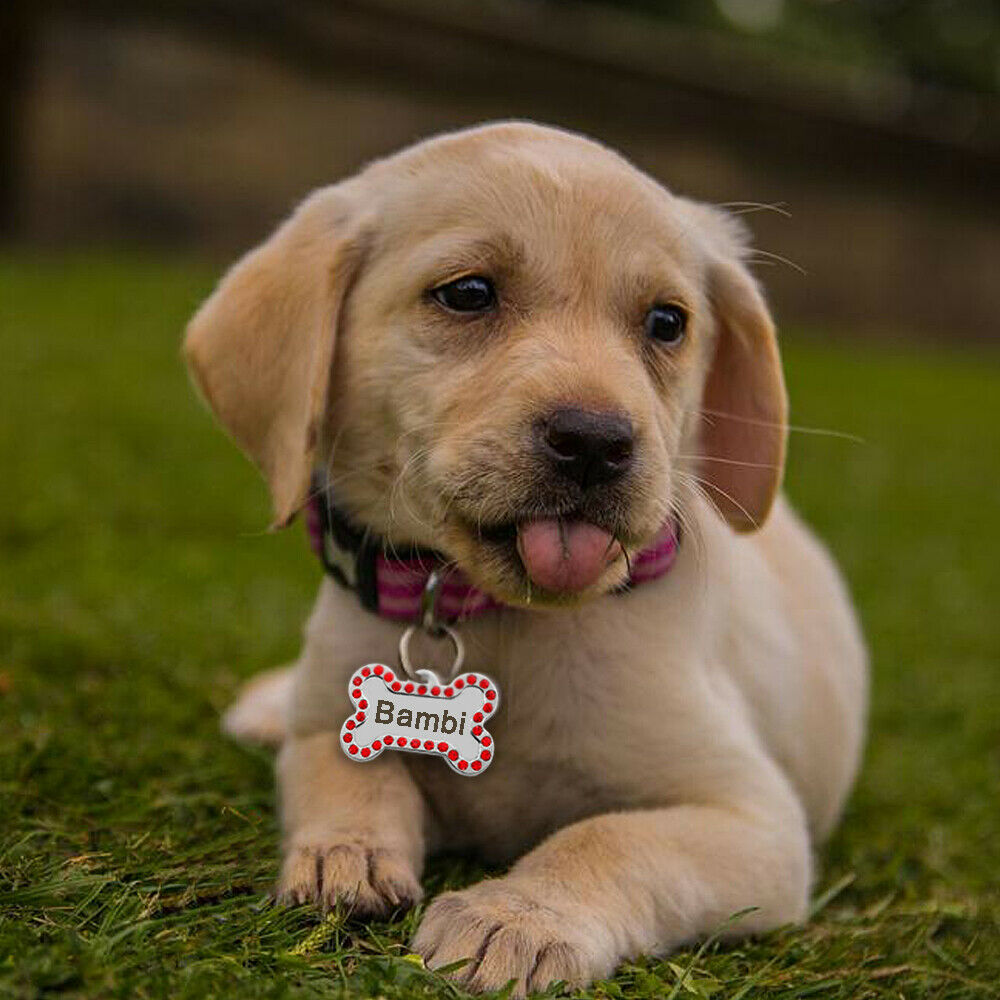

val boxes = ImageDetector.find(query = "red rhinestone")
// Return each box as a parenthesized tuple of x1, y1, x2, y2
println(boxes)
(458, 760, 468, 771)
(444, 687, 453, 696)
(404, 683, 415, 693)
(342, 733, 352, 743)
(349, 745, 358, 755)
(352, 688, 361, 700)
(448, 749, 459, 761)
(481, 750, 491, 761)
(392, 682, 402, 691)
(431, 686, 441, 696)
(384, 736, 393, 745)
(346, 720, 355, 730)
(361, 747, 370, 758)
(356, 712, 365, 722)
(373, 741, 382, 750)
(471, 760, 482, 771)
(471, 725, 482, 736)
(455, 679, 465, 689)
(437, 742, 448, 752)
(466, 674, 476, 683)
(410, 738, 420, 748)
(472, 712, 483, 723)
(384, 671, 394, 683)
(485, 689, 496, 700)
(424, 740, 434, 750)
(373, 665, 384, 675)
(418, 685, 427, 695)
(480, 679, 489, 689)
(482, 735, 492, 746)
(362, 667, 371, 677)
(358, 699, 368, 709)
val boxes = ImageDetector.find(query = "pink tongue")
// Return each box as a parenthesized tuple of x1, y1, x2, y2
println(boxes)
(516, 519, 620, 593)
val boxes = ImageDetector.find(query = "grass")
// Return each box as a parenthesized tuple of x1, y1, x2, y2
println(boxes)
(1, 250, 998, 999)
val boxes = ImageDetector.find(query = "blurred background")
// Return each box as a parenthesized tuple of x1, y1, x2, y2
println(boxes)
(3, 0, 999, 339)
(2, 3, 999, 997)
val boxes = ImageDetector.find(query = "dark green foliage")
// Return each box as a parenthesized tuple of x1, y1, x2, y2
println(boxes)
(601, 0, 1000, 95)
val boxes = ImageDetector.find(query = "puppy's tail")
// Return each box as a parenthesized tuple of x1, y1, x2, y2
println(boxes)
(221, 664, 294, 747)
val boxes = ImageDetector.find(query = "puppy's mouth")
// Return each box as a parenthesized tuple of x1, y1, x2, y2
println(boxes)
(473, 515, 624, 596)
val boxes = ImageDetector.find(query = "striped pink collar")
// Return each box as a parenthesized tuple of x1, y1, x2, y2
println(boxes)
(305, 480, 678, 622)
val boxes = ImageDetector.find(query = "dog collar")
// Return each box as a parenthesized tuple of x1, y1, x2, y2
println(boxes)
(305, 474, 678, 622)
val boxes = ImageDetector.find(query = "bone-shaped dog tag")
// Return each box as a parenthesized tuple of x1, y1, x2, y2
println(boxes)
(340, 664, 499, 775)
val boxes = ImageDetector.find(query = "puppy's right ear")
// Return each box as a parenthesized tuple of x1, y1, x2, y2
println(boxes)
(184, 187, 362, 527)
(675, 196, 787, 532)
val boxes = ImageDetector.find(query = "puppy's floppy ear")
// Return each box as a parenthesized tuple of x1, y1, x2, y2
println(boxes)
(689, 205, 788, 531)
(184, 187, 362, 527)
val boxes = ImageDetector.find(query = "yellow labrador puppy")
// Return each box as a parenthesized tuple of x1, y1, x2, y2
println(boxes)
(185, 122, 866, 995)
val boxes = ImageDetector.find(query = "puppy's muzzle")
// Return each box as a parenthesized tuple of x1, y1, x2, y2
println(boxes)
(537, 408, 634, 491)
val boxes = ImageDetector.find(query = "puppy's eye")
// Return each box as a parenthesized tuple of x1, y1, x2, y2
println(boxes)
(431, 275, 496, 313)
(644, 304, 687, 346)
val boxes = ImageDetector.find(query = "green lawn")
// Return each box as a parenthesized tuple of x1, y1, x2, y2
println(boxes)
(1, 252, 997, 999)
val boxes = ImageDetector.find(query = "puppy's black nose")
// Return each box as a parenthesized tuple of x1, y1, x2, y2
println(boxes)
(540, 408, 634, 489)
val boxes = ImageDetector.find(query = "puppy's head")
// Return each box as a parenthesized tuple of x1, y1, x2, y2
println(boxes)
(185, 123, 786, 606)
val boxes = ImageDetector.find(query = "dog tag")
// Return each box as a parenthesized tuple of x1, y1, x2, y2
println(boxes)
(340, 663, 498, 774)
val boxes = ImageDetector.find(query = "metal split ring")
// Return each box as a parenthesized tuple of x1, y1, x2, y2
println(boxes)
(397, 568, 465, 681)
(398, 623, 465, 681)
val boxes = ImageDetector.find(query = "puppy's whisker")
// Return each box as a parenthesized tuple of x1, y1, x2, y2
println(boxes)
(669, 474, 715, 586)
(619, 539, 633, 579)
(717, 200, 791, 218)
(435, 475, 472, 529)
(689, 473, 760, 532)
(387, 445, 436, 534)
(677, 454, 783, 470)
(686, 407, 865, 444)
(322, 424, 348, 471)
(744, 248, 807, 275)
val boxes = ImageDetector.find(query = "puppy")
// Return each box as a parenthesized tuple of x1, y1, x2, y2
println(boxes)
(185, 122, 867, 995)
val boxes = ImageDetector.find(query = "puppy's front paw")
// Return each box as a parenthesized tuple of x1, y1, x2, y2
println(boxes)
(276, 836, 422, 917)
(412, 879, 614, 996)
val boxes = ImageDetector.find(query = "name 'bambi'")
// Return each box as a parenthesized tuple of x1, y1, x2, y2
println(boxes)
(376, 701, 467, 735)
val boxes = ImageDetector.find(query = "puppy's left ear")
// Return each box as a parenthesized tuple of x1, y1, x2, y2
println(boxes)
(686, 204, 787, 532)
(184, 187, 362, 527)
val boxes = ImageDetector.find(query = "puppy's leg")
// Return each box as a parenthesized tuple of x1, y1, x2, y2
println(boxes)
(222, 664, 295, 746)
(413, 782, 810, 995)
(276, 731, 428, 916)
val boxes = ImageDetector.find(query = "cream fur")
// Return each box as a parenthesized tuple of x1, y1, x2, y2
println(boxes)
(190, 122, 867, 996)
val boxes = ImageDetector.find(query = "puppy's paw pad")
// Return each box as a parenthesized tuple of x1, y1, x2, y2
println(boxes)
(276, 839, 422, 917)
(412, 881, 608, 996)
